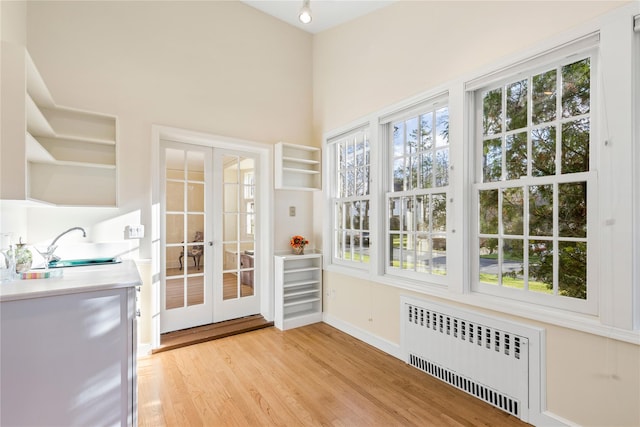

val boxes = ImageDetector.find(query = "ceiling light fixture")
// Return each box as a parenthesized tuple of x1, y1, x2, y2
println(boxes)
(298, 0, 312, 24)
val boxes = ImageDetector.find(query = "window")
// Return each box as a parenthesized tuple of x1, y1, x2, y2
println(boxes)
(330, 127, 371, 265)
(473, 50, 596, 311)
(385, 101, 449, 279)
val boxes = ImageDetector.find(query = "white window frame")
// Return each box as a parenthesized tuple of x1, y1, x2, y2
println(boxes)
(381, 96, 450, 284)
(322, 3, 639, 339)
(468, 42, 599, 315)
(325, 125, 372, 269)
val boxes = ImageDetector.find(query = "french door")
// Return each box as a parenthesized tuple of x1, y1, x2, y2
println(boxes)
(160, 141, 259, 333)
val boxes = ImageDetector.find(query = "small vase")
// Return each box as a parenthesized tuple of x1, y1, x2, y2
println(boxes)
(292, 246, 304, 255)
(15, 238, 32, 273)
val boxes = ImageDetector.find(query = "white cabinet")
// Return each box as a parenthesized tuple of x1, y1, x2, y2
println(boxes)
(1, 42, 117, 206)
(274, 252, 322, 330)
(274, 142, 321, 191)
(0, 286, 137, 426)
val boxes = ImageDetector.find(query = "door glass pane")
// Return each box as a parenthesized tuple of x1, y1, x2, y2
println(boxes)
(165, 277, 184, 310)
(166, 181, 184, 212)
(166, 214, 184, 244)
(187, 275, 204, 306)
(165, 147, 207, 312)
(222, 154, 257, 301)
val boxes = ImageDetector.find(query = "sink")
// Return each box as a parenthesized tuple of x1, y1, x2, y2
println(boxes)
(47, 257, 122, 268)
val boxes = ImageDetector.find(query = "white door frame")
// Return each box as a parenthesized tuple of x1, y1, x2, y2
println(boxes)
(151, 125, 274, 349)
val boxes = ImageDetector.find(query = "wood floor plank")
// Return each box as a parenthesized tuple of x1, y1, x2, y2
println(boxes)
(138, 323, 530, 427)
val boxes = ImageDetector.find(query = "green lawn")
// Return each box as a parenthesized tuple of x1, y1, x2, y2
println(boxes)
(479, 273, 552, 294)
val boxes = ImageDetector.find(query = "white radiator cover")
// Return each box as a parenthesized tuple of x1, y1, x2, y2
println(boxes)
(401, 296, 546, 424)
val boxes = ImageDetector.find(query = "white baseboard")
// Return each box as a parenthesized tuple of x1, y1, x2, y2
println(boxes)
(322, 313, 402, 360)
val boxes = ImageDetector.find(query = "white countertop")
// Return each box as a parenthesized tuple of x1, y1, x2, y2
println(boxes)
(0, 260, 142, 302)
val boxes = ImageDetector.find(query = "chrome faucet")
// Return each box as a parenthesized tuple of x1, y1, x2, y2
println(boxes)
(41, 227, 87, 264)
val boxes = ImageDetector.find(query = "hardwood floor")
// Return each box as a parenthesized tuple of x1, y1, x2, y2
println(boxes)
(138, 323, 529, 427)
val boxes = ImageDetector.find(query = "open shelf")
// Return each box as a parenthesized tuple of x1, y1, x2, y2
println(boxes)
(14, 48, 119, 206)
(275, 253, 322, 330)
(275, 142, 321, 191)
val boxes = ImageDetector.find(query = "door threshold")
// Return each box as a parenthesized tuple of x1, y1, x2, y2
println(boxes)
(154, 315, 273, 353)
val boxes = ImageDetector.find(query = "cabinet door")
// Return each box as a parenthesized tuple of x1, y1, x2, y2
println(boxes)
(0, 288, 135, 426)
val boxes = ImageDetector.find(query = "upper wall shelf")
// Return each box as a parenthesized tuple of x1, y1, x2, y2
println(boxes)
(274, 142, 321, 191)
(2, 45, 119, 206)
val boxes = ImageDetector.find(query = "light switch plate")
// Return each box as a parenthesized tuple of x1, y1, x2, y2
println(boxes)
(125, 225, 145, 239)
(289, 206, 296, 216)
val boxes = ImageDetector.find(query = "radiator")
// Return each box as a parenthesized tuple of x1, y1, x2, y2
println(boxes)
(401, 296, 544, 423)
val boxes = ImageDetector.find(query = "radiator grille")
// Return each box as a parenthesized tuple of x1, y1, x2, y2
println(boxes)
(403, 300, 534, 422)
(409, 354, 520, 417)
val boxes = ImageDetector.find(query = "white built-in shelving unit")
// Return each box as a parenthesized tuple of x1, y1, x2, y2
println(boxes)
(274, 252, 322, 330)
(1, 41, 117, 206)
(274, 142, 321, 191)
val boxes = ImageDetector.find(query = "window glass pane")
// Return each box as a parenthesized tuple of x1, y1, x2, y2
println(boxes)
(529, 185, 553, 236)
(223, 184, 238, 213)
(505, 132, 527, 180)
(479, 238, 499, 284)
(502, 239, 524, 290)
(532, 69, 557, 125)
(401, 197, 412, 232)
(531, 126, 556, 176)
(562, 118, 590, 174)
(393, 122, 405, 157)
(362, 200, 370, 235)
(390, 233, 400, 267)
(187, 215, 204, 246)
(408, 156, 418, 190)
(420, 112, 433, 151)
(502, 187, 524, 235)
(421, 152, 433, 189)
(435, 148, 449, 187)
(393, 158, 405, 192)
(506, 80, 528, 131)
(344, 202, 352, 229)
(416, 236, 431, 274)
(401, 234, 414, 269)
(432, 193, 447, 232)
(483, 88, 502, 136)
(558, 241, 587, 299)
(528, 240, 553, 294)
(558, 182, 587, 238)
(479, 189, 499, 234)
(406, 117, 418, 154)
(435, 107, 449, 147)
(483, 138, 502, 182)
(433, 236, 446, 275)
(187, 151, 204, 181)
(562, 58, 590, 118)
(166, 246, 183, 277)
(416, 195, 429, 232)
(389, 198, 401, 231)
(223, 214, 237, 242)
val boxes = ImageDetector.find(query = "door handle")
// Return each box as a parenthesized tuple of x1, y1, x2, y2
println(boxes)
(208, 241, 213, 246)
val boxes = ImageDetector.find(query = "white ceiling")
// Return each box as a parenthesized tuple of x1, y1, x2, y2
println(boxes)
(241, 0, 396, 34)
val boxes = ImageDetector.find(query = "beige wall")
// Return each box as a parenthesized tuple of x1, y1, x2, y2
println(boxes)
(312, 1, 627, 135)
(314, 2, 638, 426)
(21, 0, 313, 252)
